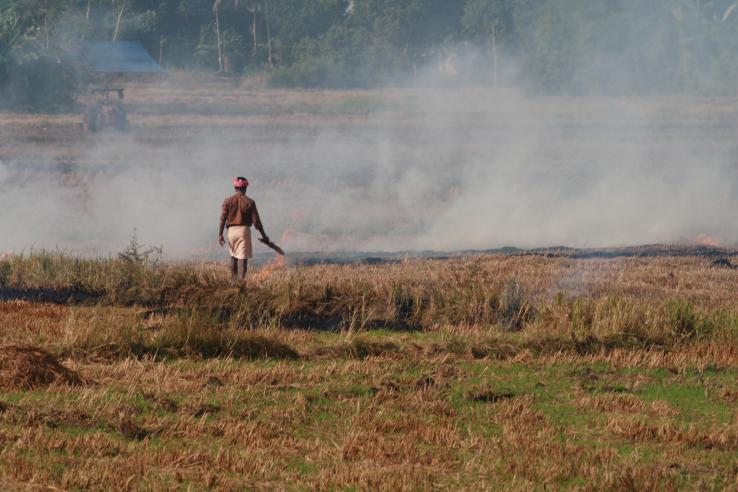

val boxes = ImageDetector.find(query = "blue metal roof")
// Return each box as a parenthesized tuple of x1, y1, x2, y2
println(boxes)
(80, 41, 165, 74)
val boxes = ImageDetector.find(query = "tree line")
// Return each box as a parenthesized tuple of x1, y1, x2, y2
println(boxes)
(2, 0, 738, 110)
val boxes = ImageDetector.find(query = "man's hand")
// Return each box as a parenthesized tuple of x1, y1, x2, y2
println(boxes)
(218, 234, 225, 247)
(258, 236, 284, 255)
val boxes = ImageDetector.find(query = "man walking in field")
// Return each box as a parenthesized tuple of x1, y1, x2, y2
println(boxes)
(219, 177, 269, 282)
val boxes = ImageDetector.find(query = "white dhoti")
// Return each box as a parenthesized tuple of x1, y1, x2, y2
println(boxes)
(227, 225, 252, 259)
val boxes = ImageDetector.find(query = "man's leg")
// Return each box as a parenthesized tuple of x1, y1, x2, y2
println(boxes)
(238, 259, 248, 281)
(230, 257, 238, 282)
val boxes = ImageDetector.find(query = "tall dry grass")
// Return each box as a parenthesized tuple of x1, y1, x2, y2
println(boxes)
(1, 251, 738, 364)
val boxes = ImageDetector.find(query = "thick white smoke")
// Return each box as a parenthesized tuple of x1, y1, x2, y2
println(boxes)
(1, 79, 738, 257)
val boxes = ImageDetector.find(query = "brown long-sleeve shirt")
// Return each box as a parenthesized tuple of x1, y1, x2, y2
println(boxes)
(220, 193, 264, 233)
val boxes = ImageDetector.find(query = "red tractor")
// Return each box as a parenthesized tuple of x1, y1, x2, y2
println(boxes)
(82, 87, 129, 132)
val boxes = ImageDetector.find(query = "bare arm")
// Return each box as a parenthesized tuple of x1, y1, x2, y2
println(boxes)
(218, 199, 228, 245)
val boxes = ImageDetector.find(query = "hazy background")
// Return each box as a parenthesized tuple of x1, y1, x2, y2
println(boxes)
(2, 0, 738, 257)
(2, 86, 738, 257)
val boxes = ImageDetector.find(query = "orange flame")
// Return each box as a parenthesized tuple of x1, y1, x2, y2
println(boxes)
(695, 234, 719, 247)
(251, 209, 303, 282)
(251, 210, 304, 282)
(251, 253, 285, 282)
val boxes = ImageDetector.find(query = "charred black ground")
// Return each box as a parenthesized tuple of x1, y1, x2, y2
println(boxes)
(270, 243, 738, 266)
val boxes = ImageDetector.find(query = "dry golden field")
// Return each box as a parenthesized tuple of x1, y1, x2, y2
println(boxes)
(0, 252, 737, 490)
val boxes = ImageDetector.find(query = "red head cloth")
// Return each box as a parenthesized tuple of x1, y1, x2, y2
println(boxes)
(233, 177, 249, 187)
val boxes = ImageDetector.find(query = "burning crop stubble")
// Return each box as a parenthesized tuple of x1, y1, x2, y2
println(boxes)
(2, 83, 738, 257)
(3, 8, 738, 489)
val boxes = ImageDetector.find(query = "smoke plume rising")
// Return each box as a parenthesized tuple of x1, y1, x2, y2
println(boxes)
(2, 76, 738, 258)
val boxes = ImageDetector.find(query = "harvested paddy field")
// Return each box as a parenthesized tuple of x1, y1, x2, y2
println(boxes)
(0, 252, 737, 489)
(3, 82, 738, 489)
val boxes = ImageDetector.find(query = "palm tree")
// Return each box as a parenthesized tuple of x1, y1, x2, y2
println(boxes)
(214, 0, 272, 72)
(112, 0, 127, 42)
(213, 0, 225, 72)
(213, 0, 248, 73)
(245, 0, 271, 65)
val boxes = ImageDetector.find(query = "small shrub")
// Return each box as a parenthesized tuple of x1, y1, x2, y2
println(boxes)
(118, 230, 162, 265)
